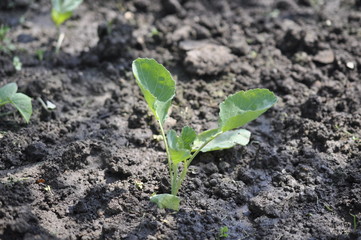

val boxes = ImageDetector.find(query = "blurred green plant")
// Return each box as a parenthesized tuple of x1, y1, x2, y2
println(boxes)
(50, 0, 83, 53)
(0, 25, 16, 54)
(0, 82, 32, 123)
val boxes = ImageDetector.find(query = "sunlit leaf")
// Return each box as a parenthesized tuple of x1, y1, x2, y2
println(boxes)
(0, 83, 32, 123)
(51, 9, 73, 26)
(0, 82, 17, 101)
(219, 89, 277, 131)
(10, 93, 32, 123)
(132, 58, 175, 125)
(192, 128, 219, 151)
(195, 129, 251, 152)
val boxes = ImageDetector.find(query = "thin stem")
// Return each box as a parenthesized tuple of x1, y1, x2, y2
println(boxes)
(171, 164, 178, 195)
(172, 131, 222, 195)
(0, 100, 10, 106)
(55, 28, 64, 54)
(158, 121, 174, 187)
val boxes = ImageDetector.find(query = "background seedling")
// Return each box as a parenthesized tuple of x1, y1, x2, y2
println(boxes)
(218, 226, 229, 239)
(0, 25, 16, 54)
(36, 49, 45, 61)
(51, 0, 83, 53)
(0, 82, 32, 123)
(350, 213, 357, 231)
(12, 56, 22, 71)
(133, 58, 277, 210)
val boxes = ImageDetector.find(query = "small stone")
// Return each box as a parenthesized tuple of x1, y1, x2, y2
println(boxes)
(183, 42, 236, 75)
(313, 50, 334, 64)
(346, 61, 355, 69)
(204, 162, 219, 175)
(209, 178, 218, 186)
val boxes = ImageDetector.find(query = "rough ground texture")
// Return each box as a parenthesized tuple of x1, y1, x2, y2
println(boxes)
(1, 0, 361, 239)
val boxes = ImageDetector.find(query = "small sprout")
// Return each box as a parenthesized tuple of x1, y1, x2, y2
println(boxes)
(36, 49, 45, 61)
(218, 226, 229, 239)
(0, 82, 32, 123)
(324, 204, 333, 212)
(249, 50, 258, 58)
(51, 0, 83, 53)
(149, 27, 160, 37)
(350, 213, 358, 231)
(12, 56, 22, 71)
(106, 20, 114, 35)
(44, 185, 53, 195)
(0, 25, 15, 54)
(132, 58, 277, 210)
(134, 179, 144, 190)
(0, 25, 10, 41)
(38, 97, 56, 111)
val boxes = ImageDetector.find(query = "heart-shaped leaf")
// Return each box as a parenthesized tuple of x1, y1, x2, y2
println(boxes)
(0, 82, 17, 102)
(0, 83, 32, 123)
(10, 93, 32, 123)
(133, 58, 175, 125)
(219, 89, 277, 132)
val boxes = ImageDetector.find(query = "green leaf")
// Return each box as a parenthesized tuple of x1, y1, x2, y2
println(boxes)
(192, 128, 220, 151)
(0, 82, 17, 102)
(51, 9, 73, 26)
(51, 0, 83, 26)
(150, 193, 180, 211)
(10, 93, 32, 123)
(194, 129, 251, 152)
(219, 89, 277, 132)
(0, 83, 32, 123)
(180, 126, 196, 150)
(167, 130, 191, 165)
(132, 58, 176, 125)
(51, 0, 83, 13)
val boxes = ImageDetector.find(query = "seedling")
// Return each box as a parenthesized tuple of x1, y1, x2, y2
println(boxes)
(350, 213, 357, 231)
(12, 56, 22, 71)
(0, 82, 32, 123)
(132, 58, 277, 210)
(218, 226, 229, 239)
(0, 25, 16, 54)
(36, 49, 45, 61)
(50, 0, 83, 53)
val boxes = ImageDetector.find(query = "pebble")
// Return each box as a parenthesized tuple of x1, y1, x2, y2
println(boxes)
(313, 50, 335, 64)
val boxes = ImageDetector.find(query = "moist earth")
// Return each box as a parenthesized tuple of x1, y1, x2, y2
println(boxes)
(1, 0, 361, 239)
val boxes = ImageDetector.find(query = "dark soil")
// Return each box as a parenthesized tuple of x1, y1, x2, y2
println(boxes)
(1, 0, 361, 239)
